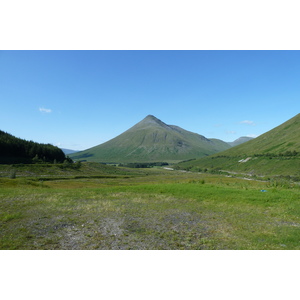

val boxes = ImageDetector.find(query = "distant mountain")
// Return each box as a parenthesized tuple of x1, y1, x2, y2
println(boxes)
(0, 130, 66, 164)
(177, 113, 300, 176)
(71, 115, 231, 163)
(228, 136, 254, 147)
(60, 148, 80, 155)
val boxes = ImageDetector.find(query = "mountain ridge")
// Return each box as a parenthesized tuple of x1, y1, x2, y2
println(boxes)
(228, 136, 254, 147)
(217, 113, 300, 156)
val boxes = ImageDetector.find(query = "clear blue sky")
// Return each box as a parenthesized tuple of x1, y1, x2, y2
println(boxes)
(1, 50, 300, 150)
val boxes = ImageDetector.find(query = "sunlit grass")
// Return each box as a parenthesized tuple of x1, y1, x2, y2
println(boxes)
(1, 167, 300, 249)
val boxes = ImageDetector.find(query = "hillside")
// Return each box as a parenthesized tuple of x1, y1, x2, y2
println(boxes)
(219, 113, 300, 156)
(71, 115, 231, 163)
(61, 148, 80, 155)
(177, 113, 300, 176)
(0, 130, 66, 164)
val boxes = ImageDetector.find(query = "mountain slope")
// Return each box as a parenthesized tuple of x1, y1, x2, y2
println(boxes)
(71, 115, 231, 163)
(61, 148, 80, 155)
(228, 136, 254, 147)
(177, 113, 300, 176)
(219, 113, 300, 156)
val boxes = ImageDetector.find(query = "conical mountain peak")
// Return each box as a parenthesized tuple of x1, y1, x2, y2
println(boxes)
(142, 115, 165, 124)
(129, 115, 171, 131)
(145, 114, 157, 120)
(71, 114, 231, 163)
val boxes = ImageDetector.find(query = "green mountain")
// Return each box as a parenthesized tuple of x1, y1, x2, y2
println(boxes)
(71, 115, 231, 163)
(61, 148, 80, 155)
(228, 136, 254, 147)
(177, 113, 300, 176)
(0, 130, 66, 164)
(220, 113, 300, 156)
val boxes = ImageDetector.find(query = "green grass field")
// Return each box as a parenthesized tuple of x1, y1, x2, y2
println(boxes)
(1, 163, 300, 249)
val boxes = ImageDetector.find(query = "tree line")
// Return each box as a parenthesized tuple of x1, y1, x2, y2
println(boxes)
(0, 130, 66, 164)
(119, 162, 169, 168)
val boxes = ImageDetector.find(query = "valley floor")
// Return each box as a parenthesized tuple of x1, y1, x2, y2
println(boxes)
(1, 163, 300, 250)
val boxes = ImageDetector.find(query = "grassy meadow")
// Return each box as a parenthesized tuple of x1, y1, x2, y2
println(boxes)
(1, 163, 300, 250)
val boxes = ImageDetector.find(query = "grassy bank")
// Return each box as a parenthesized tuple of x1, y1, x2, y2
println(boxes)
(1, 164, 300, 250)
(176, 155, 300, 178)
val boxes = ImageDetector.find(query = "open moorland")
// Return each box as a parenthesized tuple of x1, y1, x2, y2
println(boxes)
(1, 162, 300, 250)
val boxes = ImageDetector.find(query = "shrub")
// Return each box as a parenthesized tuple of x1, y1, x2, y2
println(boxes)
(9, 169, 17, 179)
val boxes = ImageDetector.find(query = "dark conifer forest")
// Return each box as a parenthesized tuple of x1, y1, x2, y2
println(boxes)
(0, 130, 66, 164)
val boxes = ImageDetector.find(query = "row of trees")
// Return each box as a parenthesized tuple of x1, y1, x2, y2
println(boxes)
(254, 151, 299, 157)
(0, 130, 66, 164)
(119, 162, 169, 168)
(212, 151, 300, 159)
